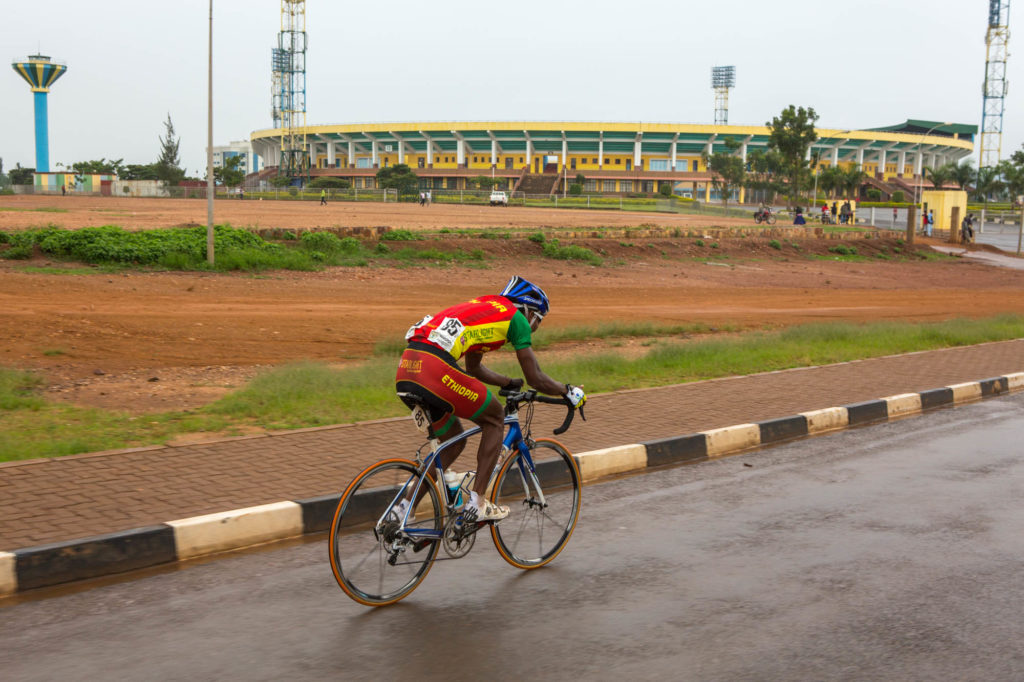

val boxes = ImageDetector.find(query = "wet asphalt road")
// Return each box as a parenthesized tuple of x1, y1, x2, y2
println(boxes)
(3, 394, 1024, 681)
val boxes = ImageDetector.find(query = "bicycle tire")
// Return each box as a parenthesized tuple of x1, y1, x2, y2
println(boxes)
(329, 458, 443, 606)
(490, 439, 581, 569)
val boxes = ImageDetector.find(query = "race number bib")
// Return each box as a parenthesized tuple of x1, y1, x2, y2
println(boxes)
(427, 317, 464, 353)
(411, 404, 430, 433)
(405, 315, 433, 341)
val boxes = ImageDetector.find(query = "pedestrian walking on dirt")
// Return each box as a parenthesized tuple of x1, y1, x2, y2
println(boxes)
(927, 209, 934, 237)
(61, 184, 66, 196)
(831, 201, 838, 221)
(320, 189, 327, 206)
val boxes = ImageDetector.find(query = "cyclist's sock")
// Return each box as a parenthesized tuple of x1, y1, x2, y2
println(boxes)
(466, 491, 481, 510)
(394, 498, 410, 519)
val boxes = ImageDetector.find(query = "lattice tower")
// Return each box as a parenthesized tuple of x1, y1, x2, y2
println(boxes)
(272, 0, 308, 178)
(980, 0, 1010, 168)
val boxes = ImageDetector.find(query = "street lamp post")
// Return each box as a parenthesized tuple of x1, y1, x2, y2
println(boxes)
(206, 0, 215, 265)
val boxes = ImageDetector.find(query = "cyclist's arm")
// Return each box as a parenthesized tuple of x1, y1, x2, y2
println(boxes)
(515, 346, 567, 396)
(464, 352, 513, 387)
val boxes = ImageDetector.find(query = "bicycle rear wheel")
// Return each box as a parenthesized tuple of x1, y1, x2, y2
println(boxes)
(490, 439, 581, 569)
(329, 458, 443, 606)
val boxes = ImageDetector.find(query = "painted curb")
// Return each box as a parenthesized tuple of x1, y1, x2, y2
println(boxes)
(167, 501, 304, 561)
(576, 444, 647, 482)
(0, 552, 15, 597)
(4, 372, 1024, 595)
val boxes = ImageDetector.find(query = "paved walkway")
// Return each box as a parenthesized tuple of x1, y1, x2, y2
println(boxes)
(3, 340, 1023, 551)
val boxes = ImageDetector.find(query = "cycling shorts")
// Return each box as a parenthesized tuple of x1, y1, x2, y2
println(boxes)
(395, 342, 493, 429)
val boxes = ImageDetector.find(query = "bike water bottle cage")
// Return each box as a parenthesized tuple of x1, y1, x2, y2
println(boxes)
(498, 276, 550, 318)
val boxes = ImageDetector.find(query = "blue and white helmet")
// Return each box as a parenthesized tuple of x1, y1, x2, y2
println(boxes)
(499, 276, 550, 318)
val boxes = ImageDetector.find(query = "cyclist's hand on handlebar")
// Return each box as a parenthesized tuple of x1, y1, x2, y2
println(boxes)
(565, 383, 587, 409)
(501, 377, 524, 392)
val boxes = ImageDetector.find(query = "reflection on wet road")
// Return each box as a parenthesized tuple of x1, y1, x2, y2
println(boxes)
(3, 394, 1024, 680)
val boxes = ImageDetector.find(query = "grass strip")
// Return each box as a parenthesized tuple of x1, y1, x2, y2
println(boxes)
(2, 315, 1023, 461)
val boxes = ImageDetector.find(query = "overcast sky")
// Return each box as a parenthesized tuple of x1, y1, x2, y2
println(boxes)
(2, 0, 1020, 176)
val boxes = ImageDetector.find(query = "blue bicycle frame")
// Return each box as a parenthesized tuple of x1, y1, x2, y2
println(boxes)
(386, 414, 536, 540)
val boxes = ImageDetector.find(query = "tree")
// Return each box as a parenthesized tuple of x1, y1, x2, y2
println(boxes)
(702, 136, 746, 206)
(213, 156, 245, 188)
(949, 161, 975, 191)
(9, 163, 34, 185)
(121, 163, 160, 181)
(973, 166, 1002, 207)
(469, 175, 501, 190)
(71, 158, 125, 176)
(923, 165, 953, 191)
(996, 160, 1024, 204)
(766, 105, 819, 207)
(840, 165, 868, 198)
(376, 163, 419, 196)
(818, 166, 842, 199)
(743, 149, 785, 204)
(155, 114, 185, 186)
(269, 175, 292, 188)
(307, 177, 351, 189)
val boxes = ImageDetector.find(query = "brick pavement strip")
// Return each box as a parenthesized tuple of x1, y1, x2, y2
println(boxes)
(2, 340, 1024, 556)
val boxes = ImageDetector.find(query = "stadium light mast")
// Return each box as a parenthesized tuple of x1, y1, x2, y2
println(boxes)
(272, 0, 308, 181)
(979, 0, 1010, 168)
(711, 66, 735, 125)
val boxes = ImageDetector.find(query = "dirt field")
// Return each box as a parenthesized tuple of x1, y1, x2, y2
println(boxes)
(3, 195, 1024, 415)
(0, 194, 750, 232)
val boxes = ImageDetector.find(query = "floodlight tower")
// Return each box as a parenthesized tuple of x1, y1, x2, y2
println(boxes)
(979, 0, 1010, 168)
(271, 0, 308, 178)
(11, 54, 67, 173)
(711, 66, 735, 125)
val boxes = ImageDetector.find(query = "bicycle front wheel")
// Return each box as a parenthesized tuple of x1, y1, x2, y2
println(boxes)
(329, 458, 443, 606)
(490, 439, 581, 569)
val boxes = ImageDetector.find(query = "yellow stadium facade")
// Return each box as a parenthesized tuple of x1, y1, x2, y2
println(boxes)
(250, 120, 974, 201)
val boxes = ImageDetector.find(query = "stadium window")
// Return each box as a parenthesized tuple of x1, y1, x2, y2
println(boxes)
(615, 158, 621, 165)
(584, 179, 597, 192)
(619, 180, 632, 192)
(692, 160, 698, 171)
(570, 158, 576, 170)
(650, 159, 668, 171)
(592, 158, 598, 164)
(604, 158, 610, 165)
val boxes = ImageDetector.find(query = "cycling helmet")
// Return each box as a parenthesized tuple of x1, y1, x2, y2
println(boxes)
(499, 276, 550, 318)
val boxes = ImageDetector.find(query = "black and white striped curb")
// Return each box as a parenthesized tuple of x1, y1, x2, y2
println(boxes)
(2, 372, 1021, 596)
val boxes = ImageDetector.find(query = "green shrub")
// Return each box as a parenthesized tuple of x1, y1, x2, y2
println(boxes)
(659, 184, 673, 197)
(307, 177, 351, 189)
(828, 244, 858, 256)
(769, 239, 782, 250)
(540, 239, 603, 265)
(568, 183, 583, 195)
(299, 231, 361, 255)
(866, 189, 882, 201)
(1, 243, 33, 259)
(380, 229, 420, 241)
(527, 232, 546, 244)
(695, 239, 705, 247)
(891, 190, 904, 203)
(710, 242, 719, 249)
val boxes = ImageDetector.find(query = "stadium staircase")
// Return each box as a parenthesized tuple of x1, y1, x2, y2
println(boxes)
(515, 172, 561, 196)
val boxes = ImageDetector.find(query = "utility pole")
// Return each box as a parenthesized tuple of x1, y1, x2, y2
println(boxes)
(206, 0, 215, 265)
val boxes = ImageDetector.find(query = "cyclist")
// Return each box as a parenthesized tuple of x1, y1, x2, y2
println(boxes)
(395, 276, 586, 522)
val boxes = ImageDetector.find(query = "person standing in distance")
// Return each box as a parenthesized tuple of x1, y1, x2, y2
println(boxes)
(394, 276, 586, 522)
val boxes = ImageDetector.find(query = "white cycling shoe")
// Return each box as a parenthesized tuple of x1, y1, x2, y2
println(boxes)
(464, 498, 509, 522)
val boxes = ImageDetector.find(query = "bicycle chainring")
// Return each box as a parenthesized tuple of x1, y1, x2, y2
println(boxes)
(442, 512, 477, 558)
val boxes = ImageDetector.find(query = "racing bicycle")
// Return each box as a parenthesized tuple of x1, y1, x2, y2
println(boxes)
(328, 389, 584, 606)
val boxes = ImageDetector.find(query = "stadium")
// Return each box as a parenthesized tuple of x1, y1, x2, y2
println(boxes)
(249, 119, 976, 202)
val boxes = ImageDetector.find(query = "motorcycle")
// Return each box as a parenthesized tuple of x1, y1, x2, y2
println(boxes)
(754, 207, 776, 225)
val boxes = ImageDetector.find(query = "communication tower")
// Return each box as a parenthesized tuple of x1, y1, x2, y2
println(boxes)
(979, 0, 1010, 168)
(271, 0, 308, 178)
(711, 66, 735, 125)
(11, 54, 67, 173)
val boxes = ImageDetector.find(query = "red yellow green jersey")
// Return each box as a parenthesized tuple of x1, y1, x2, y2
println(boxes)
(405, 295, 532, 359)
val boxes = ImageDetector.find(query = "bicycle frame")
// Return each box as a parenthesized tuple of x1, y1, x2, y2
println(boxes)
(382, 413, 537, 540)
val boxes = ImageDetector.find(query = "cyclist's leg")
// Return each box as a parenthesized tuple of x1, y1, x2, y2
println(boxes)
(468, 396, 504, 499)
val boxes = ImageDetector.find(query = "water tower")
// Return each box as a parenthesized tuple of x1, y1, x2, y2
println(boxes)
(11, 54, 67, 172)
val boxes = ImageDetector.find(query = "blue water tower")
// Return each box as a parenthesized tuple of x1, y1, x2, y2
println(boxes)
(11, 54, 68, 173)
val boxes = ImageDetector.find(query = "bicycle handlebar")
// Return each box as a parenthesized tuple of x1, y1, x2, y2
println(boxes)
(498, 388, 585, 435)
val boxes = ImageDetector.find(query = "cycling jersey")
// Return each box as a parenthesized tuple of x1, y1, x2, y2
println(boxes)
(397, 296, 533, 431)
(405, 295, 532, 359)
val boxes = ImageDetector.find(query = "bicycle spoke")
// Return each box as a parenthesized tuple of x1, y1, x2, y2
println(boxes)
(329, 460, 443, 606)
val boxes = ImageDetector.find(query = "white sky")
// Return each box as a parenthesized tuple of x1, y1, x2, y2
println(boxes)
(2, 0, 1020, 176)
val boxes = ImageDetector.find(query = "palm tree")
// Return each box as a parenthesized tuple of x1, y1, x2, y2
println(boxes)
(819, 166, 841, 198)
(841, 165, 868, 198)
(973, 166, 1001, 207)
(949, 161, 975, 191)
(923, 165, 953, 191)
